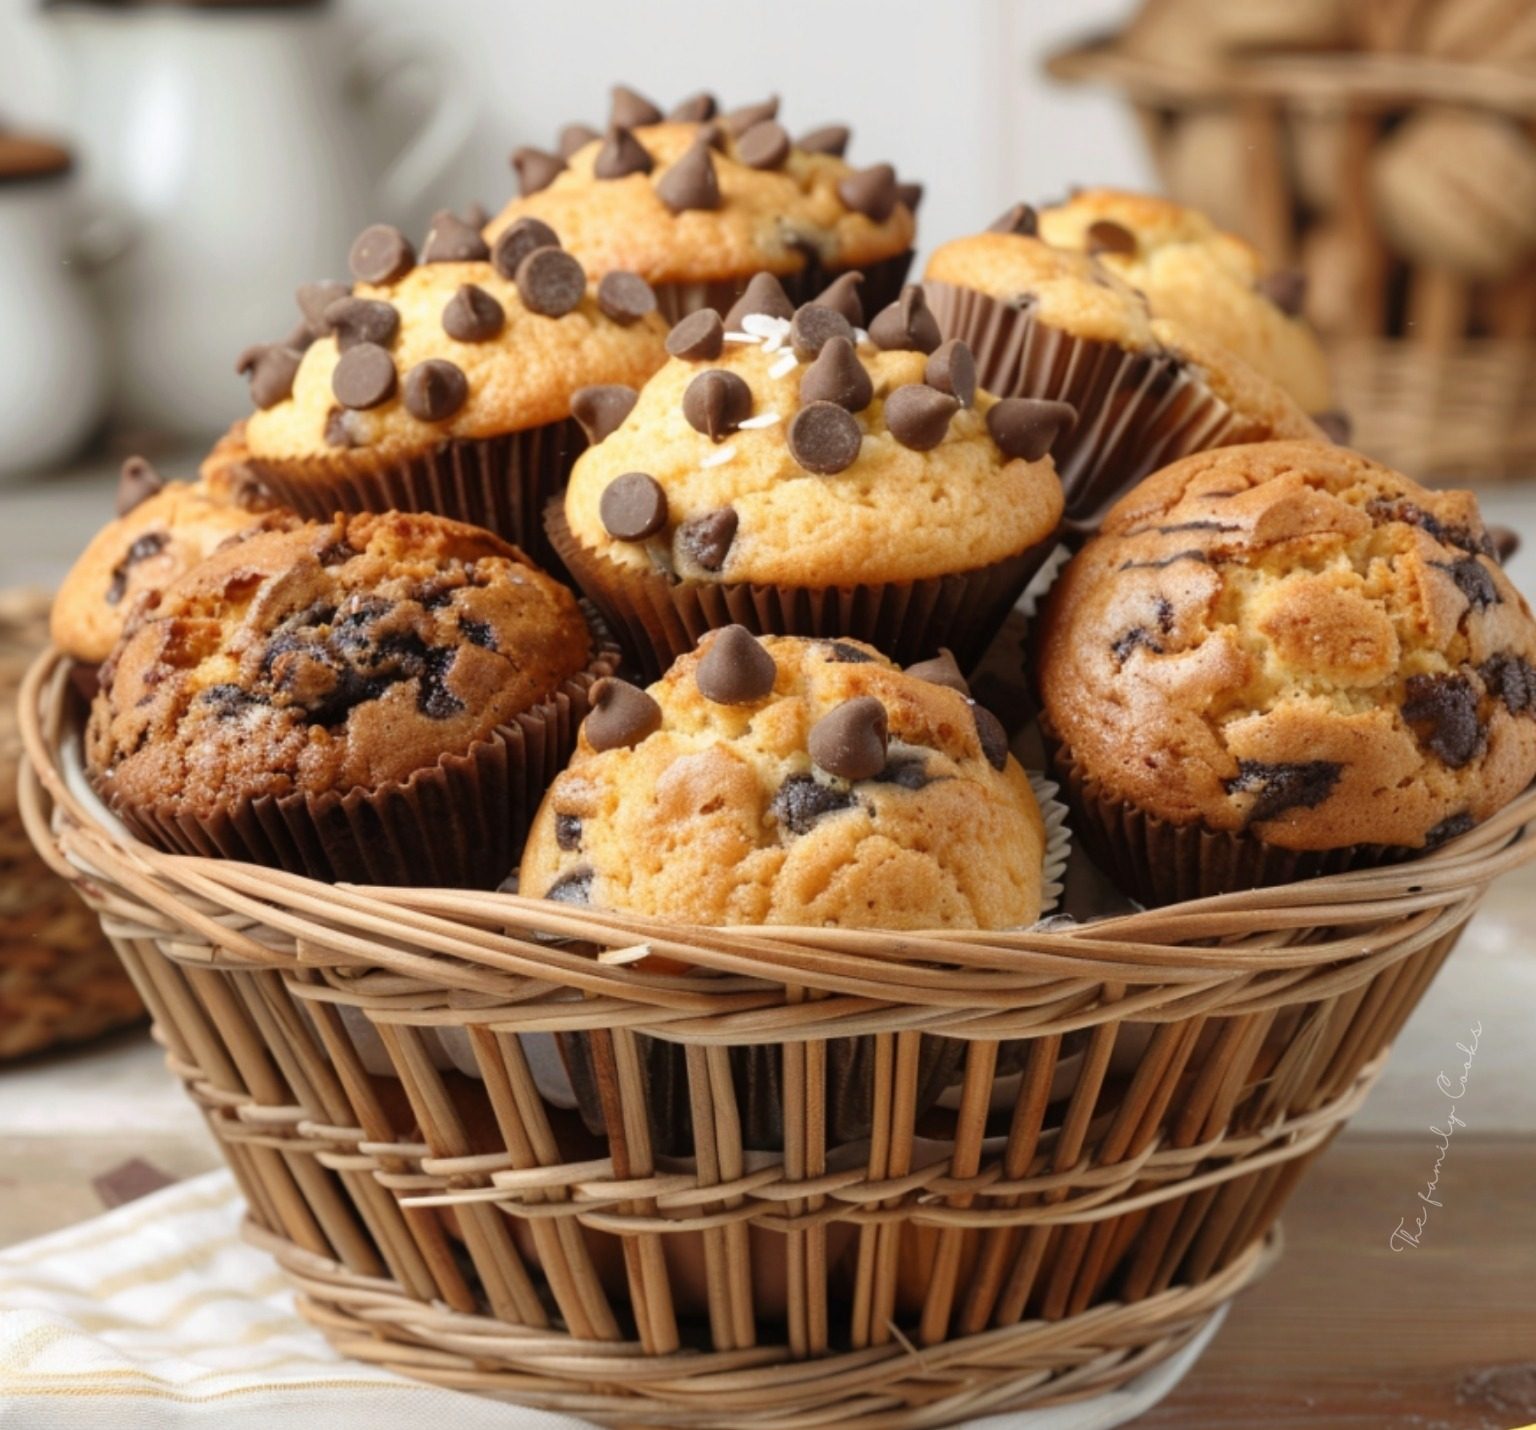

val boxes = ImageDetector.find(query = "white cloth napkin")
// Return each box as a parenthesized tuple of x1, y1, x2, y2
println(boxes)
(0, 1170, 1222, 1428)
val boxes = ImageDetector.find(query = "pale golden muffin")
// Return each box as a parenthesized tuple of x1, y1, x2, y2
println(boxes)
(1041, 441, 1536, 892)
(87, 511, 609, 887)
(488, 86, 916, 311)
(521, 632, 1046, 929)
(1037, 188, 1333, 414)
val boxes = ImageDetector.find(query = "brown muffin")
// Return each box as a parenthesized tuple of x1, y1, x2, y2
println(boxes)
(1040, 440, 1536, 905)
(87, 511, 616, 887)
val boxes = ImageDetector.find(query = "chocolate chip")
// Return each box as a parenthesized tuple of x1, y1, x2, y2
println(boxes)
(584, 677, 662, 752)
(571, 384, 638, 444)
(737, 119, 790, 170)
(491, 216, 560, 281)
(236, 343, 302, 409)
(442, 283, 505, 342)
(771, 773, 857, 834)
(331, 342, 397, 410)
(1402, 672, 1486, 767)
(402, 359, 468, 422)
(283, 318, 316, 352)
(348, 224, 415, 284)
(988, 202, 1038, 236)
(511, 146, 565, 196)
(896, 181, 923, 213)
(1111, 626, 1163, 664)
(296, 279, 351, 335)
(797, 124, 850, 157)
(323, 296, 399, 352)
(724, 273, 794, 329)
(799, 336, 872, 411)
(610, 84, 663, 130)
(987, 397, 1077, 461)
(594, 125, 653, 180)
(1366, 497, 1492, 557)
(868, 284, 941, 353)
(824, 641, 876, 663)
(677, 507, 738, 571)
(1481, 653, 1536, 715)
(790, 303, 854, 360)
(516, 246, 586, 317)
(668, 91, 717, 122)
(875, 754, 936, 790)
(885, 384, 958, 451)
(558, 122, 600, 159)
(1489, 526, 1519, 563)
(970, 702, 1009, 770)
(818, 271, 864, 326)
(925, 339, 976, 407)
(905, 648, 969, 695)
(1258, 268, 1307, 317)
(116, 456, 164, 517)
(788, 400, 862, 474)
(460, 201, 489, 229)
(656, 141, 720, 213)
(1424, 811, 1475, 848)
(696, 624, 777, 704)
(546, 867, 593, 904)
(596, 270, 656, 325)
(1086, 219, 1137, 256)
(1435, 557, 1500, 610)
(722, 97, 779, 137)
(697, 119, 728, 152)
(682, 369, 753, 441)
(666, 308, 725, 360)
(809, 696, 889, 781)
(1224, 759, 1343, 822)
(838, 163, 898, 222)
(105, 529, 168, 604)
(600, 472, 668, 541)
(325, 407, 362, 448)
(554, 813, 583, 851)
(1313, 409, 1352, 445)
(421, 209, 490, 263)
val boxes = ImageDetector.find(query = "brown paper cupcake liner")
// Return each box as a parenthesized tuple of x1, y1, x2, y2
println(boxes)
(98, 608, 620, 890)
(547, 501, 1057, 681)
(924, 280, 1258, 539)
(649, 249, 914, 325)
(246, 419, 583, 571)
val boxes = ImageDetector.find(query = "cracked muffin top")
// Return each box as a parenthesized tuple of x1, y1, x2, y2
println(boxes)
(87, 511, 592, 816)
(520, 630, 1045, 928)
(1040, 441, 1536, 851)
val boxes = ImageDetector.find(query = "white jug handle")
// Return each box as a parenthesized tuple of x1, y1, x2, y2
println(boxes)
(349, 29, 476, 216)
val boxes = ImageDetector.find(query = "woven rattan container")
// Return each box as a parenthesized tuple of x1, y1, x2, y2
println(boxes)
(1048, 39, 1536, 482)
(19, 644, 1536, 1424)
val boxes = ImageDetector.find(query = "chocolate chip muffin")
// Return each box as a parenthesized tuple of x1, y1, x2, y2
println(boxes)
(1040, 440, 1536, 905)
(548, 272, 1068, 676)
(488, 84, 918, 322)
(86, 510, 617, 887)
(923, 211, 1324, 534)
(521, 630, 1045, 1150)
(238, 213, 668, 563)
(1037, 187, 1334, 416)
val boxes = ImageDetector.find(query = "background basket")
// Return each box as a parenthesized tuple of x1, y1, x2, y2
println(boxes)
(0, 591, 142, 1060)
(1048, 35, 1536, 481)
(19, 645, 1536, 1426)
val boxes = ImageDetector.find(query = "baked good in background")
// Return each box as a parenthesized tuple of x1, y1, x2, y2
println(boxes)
(547, 272, 1068, 677)
(85, 510, 617, 888)
(236, 213, 668, 564)
(1040, 439, 1536, 906)
(487, 84, 918, 321)
(923, 213, 1323, 534)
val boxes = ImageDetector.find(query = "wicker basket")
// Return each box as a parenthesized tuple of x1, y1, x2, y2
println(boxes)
(18, 644, 1536, 1425)
(1047, 39, 1536, 481)
(0, 592, 142, 1059)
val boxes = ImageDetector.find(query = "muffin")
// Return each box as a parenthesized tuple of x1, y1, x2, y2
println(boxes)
(237, 213, 668, 564)
(923, 216, 1324, 534)
(51, 448, 292, 666)
(86, 511, 618, 888)
(1040, 440, 1536, 906)
(488, 84, 918, 322)
(1036, 187, 1334, 415)
(520, 629, 1047, 1150)
(547, 273, 1068, 677)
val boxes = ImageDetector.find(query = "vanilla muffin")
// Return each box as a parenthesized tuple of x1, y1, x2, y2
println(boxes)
(1040, 440, 1536, 905)
(238, 213, 668, 562)
(87, 511, 617, 887)
(548, 273, 1068, 675)
(924, 216, 1324, 533)
(1037, 188, 1333, 414)
(488, 85, 917, 321)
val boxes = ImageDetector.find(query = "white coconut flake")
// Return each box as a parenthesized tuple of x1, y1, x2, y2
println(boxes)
(723, 329, 761, 345)
(768, 350, 798, 379)
(744, 313, 793, 352)
(853, 327, 870, 345)
(738, 412, 780, 429)
(700, 444, 737, 468)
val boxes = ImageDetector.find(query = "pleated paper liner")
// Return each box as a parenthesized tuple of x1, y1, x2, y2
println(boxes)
(924, 279, 1264, 538)
(648, 248, 914, 325)
(245, 419, 583, 572)
(546, 500, 1058, 682)
(94, 611, 621, 890)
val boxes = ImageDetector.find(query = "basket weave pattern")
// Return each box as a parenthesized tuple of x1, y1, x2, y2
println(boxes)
(19, 646, 1536, 1425)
